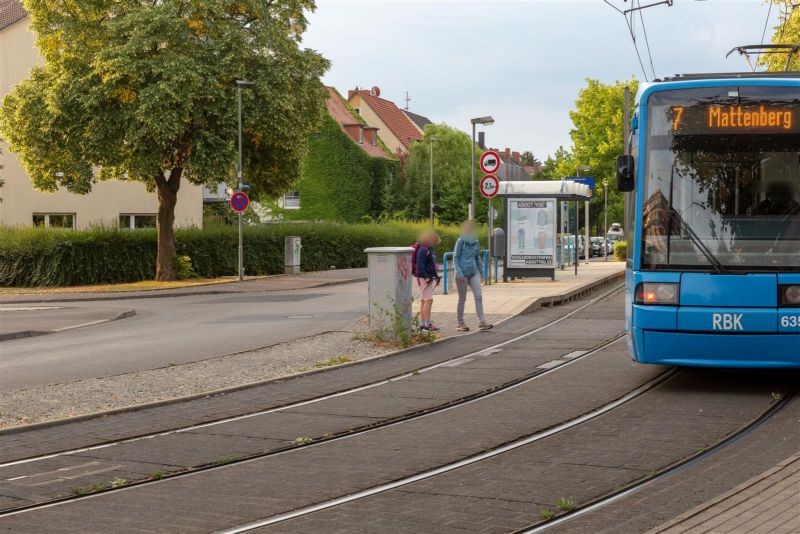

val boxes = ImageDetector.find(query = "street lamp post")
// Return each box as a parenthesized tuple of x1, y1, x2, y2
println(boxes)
(470, 116, 494, 220)
(429, 137, 440, 227)
(603, 178, 609, 262)
(236, 79, 255, 282)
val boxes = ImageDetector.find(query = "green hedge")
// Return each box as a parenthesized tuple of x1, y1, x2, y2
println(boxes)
(613, 241, 627, 261)
(0, 222, 461, 287)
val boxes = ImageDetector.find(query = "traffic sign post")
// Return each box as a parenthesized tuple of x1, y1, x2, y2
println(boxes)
(479, 174, 500, 199)
(230, 191, 250, 281)
(480, 150, 501, 175)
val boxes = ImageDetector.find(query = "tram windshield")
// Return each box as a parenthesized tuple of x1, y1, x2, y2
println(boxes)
(642, 86, 800, 272)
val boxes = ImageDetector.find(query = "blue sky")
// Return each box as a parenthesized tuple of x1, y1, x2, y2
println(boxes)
(303, 0, 782, 160)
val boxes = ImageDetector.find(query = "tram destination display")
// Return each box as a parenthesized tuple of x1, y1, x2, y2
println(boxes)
(506, 198, 556, 269)
(670, 102, 799, 135)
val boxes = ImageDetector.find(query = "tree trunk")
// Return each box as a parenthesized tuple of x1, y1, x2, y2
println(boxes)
(155, 168, 183, 281)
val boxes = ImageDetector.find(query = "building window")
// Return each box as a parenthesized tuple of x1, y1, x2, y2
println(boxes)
(119, 214, 157, 230)
(354, 108, 360, 115)
(32, 213, 75, 229)
(283, 192, 300, 209)
(359, 127, 364, 145)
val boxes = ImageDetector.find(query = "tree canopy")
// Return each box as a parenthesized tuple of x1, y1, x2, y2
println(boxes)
(1, 0, 328, 279)
(762, 1, 800, 71)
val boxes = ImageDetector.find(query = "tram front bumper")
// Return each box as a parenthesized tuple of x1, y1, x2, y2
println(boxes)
(633, 329, 800, 368)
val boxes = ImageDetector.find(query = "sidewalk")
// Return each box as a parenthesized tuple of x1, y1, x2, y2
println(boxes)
(0, 268, 368, 303)
(429, 261, 625, 333)
(654, 453, 800, 533)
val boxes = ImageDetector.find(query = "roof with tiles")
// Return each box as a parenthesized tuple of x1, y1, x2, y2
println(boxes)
(0, 0, 26, 31)
(353, 89, 422, 149)
(325, 87, 392, 160)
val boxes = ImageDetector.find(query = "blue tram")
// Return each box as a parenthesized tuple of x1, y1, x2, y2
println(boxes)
(617, 72, 800, 368)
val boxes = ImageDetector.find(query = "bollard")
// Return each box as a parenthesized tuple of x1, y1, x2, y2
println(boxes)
(364, 247, 414, 339)
(284, 236, 301, 275)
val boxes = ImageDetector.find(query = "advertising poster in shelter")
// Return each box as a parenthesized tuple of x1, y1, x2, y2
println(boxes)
(507, 198, 556, 269)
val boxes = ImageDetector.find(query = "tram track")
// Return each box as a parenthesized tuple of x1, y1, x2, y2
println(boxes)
(0, 284, 629, 518)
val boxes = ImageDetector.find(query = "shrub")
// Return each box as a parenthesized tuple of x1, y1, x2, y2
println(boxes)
(0, 221, 464, 287)
(613, 241, 627, 261)
(173, 255, 196, 280)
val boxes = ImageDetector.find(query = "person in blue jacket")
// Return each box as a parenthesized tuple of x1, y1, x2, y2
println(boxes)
(414, 229, 441, 332)
(453, 220, 492, 332)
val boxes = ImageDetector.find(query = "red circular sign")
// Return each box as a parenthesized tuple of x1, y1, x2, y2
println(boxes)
(480, 151, 501, 174)
(230, 191, 250, 213)
(480, 175, 500, 198)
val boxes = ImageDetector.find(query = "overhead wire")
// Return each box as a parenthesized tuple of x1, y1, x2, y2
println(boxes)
(602, 0, 650, 81)
(636, 0, 658, 79)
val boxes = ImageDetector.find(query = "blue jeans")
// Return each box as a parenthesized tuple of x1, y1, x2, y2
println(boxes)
(456, 274, 485, 324)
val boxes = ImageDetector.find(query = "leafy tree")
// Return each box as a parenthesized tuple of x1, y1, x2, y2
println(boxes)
(536, 146, 573, 180)
(402, 123, 491, 225)
(519, 150, 542, 169)
(0, 0, 328, 280)
(762, 1, 800, 71)
(563, 78, 638, 234)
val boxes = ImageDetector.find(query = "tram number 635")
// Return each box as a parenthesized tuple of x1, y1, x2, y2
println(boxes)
(780, 315, 800, 329)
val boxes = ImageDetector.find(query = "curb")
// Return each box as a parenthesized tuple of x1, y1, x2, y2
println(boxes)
(0, 310, 136, 342)
(0, 276, 368, 304)
(0, 270, 624, 436)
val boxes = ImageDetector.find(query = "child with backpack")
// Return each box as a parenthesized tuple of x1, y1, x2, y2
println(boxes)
(413, 229, 441, 332)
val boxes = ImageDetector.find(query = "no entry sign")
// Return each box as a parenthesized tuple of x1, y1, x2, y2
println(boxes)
(480, 150, 501, 175)
(230, 191, 250, 213)
(480, 174, 500, 199)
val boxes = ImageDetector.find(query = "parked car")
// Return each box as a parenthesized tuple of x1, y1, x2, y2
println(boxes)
(589, 237, 605, 257)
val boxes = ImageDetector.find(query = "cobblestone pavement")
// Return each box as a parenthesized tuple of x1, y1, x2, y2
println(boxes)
(0, 293, 628, 514)
(547, 393, 800, 534)
(655, 454, 800, 533)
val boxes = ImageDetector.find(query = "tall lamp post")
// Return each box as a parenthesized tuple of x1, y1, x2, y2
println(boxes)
(603, 178, 609, 261)
(236, 79, 255, 281)
(429, 137, 440, 227)
(470, 116, 494, 220)
(577, 165, 591, 265)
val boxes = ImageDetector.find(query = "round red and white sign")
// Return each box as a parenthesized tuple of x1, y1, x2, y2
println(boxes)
(480, 174, 500, 199)
(480, 150, 501, 175)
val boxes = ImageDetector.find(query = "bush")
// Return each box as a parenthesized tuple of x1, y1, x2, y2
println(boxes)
(0, 221, 463, 287)
(613, 241, 627, 261)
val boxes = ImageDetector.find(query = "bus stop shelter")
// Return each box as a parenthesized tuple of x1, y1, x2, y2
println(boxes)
(497, 181, 592, 281)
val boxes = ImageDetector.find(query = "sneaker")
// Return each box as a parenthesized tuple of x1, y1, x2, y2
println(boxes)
(456, 324, 470, 332)
(478, 323, 494, 331)
(427, 324, 441, 332)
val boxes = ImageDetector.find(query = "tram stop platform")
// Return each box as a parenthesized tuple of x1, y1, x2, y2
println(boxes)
(430, 261, 625, 333)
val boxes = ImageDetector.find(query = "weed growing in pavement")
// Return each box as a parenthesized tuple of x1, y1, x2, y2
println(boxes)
(291, 436, 314, 446)
(315, 356, 353, 368)
(71, 487, 87, 497)
(111, 477, 127, 488)
(412, 369, 421, 376)
(212, 455, 241, 466)
(539, 509, 555, 520)
(149, 471, 166, 480)
(89, 482, 110, 492)
(771, 392, 784, 401)
(556, 497, 575, 512)
(361, 299, 438, 350)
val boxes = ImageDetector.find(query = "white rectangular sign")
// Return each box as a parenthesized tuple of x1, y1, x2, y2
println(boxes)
(507, 198, 556, 269)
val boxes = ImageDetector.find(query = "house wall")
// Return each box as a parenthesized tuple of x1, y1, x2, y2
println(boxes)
(348, 93, 406, 155)
(0, 18, 203, 228)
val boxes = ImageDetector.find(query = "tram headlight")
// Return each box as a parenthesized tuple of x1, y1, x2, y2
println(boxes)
(635, 282, 679, 306)
(780, 285, 800, 307)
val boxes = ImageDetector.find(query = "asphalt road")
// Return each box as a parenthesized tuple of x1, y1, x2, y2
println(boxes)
(0, 283, 368, 392)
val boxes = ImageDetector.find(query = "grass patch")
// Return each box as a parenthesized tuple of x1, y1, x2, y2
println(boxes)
(291, 436, 314, 446)
(557, 497, 575, 512)
(314, 356, 353, 368)
(212, 455, 241, 466)
(539, 509, 555, 520)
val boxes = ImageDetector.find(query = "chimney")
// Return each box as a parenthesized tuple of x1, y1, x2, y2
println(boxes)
(478, 132, 486, 150)
(342, 124, 362, 143)
(512, 151, 521, 164)
(363, 127, 379, 147)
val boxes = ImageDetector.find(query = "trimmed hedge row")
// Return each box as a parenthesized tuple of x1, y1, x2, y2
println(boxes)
(0, 222, 461, 287)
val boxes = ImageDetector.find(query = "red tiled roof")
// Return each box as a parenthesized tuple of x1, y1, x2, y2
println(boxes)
(355, 90, 422, 149)
(0, 0, 26, 31)
(325, 87, 392, 160)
